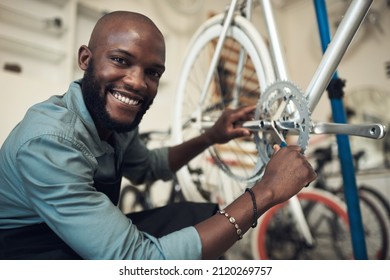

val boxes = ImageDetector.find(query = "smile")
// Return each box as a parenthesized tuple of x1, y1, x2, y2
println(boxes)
(111, 91, 142, 106)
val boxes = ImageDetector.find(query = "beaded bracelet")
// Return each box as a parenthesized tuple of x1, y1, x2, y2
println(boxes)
(245, 188, 258, 228)
(218, 209, 243, 240)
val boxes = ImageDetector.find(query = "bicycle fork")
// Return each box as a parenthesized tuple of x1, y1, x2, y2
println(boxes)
(288, 195, 315, 247)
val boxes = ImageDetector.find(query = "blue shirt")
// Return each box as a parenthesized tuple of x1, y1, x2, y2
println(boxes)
(0, 81, 202, 259)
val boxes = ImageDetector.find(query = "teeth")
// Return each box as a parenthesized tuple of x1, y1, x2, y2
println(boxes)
(113, 91, 140, 105)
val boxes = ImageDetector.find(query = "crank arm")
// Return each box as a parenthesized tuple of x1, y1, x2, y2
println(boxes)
(242, 120, 298, 131)
(312, 122, 387, 139)
(216, 119, 387, 140)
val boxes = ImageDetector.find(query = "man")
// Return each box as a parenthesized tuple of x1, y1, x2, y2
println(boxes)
(0, 11, 316, 259)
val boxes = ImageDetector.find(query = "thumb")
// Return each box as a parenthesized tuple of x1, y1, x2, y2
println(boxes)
(273, 144, 281, 153)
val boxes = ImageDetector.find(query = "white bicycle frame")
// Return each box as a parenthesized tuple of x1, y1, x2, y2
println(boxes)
(195, 0, 378, 247)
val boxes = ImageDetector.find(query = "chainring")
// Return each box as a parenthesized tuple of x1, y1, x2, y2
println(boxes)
(254, 80, 312, 163)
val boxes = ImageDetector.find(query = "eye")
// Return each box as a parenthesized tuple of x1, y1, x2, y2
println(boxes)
(111, 57, 127, 65)
(146, 69, 162, 79)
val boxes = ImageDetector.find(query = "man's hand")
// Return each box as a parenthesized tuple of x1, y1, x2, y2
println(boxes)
(168, 105, 256, 172)
(203, 105, 256, 145)
(255, 145, 317, 208)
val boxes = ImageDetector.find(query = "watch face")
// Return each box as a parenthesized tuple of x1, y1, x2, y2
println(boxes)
(345, 86, 390, 169)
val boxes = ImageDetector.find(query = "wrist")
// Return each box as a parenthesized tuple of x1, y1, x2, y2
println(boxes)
(251, 181, 275, 215)
(202, 129, 216, 146)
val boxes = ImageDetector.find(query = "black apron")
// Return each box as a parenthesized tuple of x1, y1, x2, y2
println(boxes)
(0, 176, 218, 259)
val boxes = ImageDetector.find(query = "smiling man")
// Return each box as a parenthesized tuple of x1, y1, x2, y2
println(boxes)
(0, 11, 316, 260)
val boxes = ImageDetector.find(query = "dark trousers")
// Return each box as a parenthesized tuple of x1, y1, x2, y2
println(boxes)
(0, 202, 218, 260)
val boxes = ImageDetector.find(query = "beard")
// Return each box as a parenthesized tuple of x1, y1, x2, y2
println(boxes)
(81, 61, 152, 133)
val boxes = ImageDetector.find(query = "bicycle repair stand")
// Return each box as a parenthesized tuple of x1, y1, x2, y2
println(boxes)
(314, 0, 368, 259)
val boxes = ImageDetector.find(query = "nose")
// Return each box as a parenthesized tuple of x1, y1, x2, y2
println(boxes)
(123, 67, 147, 92)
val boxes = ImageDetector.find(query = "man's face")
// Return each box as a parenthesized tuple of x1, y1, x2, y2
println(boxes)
(81, 25, 165, 133)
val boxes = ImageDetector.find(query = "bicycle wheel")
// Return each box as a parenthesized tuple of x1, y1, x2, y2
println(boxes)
(171, 13, 275, 204)
(119, 184, 152, 213)
(360, 185, 390, 223)
(252, 189, 352, 260)
(332, 186, 389, 259)
(357, 191, 389, 259)
(360, 185, 390, 259)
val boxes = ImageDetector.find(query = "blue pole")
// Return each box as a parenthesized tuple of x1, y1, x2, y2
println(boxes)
(313, 0, 367, 259)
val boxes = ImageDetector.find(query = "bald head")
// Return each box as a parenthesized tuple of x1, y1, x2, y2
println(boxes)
(88, 11, 165, 53)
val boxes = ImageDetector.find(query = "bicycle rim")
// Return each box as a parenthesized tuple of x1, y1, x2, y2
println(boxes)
(359, 185, 390, 258)
(334, 185, 389, 259)
(171, 14, 275, 204)
(357, 192, 389, 259)
(252, 189, 351, 260)
(359, 185, 390, 220)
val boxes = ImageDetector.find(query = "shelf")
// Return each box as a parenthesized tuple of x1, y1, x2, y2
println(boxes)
(0, 3, 67, 37)
(0, 35, 66, 63)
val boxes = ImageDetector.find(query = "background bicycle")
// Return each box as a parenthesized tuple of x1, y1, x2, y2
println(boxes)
(311, 143, 390, 259)
(119, 130, 186, 214)
(253, 142, 390, 259)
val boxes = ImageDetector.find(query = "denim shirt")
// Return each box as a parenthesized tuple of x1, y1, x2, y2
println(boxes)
(0, 81, 202, 259)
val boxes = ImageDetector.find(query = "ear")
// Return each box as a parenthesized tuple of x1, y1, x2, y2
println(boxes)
(78, 45, 92, 71)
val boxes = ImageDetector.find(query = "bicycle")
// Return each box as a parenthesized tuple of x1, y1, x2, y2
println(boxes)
(170, 0, 387, 259)
(118, 130, 186, 214)
(311, 144, 390, 258)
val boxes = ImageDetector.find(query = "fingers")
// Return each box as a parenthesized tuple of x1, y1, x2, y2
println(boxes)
(216, 105, 255, 138)
(231, 105, 257, 121)
(230, 105, 257, 134)
(207, 105, 256, 144)
(272, 144, 301, 155)
(272, 144, 281, 153)
(227, 105, 256, 122)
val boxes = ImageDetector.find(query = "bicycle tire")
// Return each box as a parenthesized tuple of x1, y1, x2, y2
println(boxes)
(119, 131, 174, 213)
(252, 189, 352, 260)
(359, 184, 390, 220)
(357, 191, 389, 259)
(119, 184, 152, 213)
(171, 13, 275, 204)
(333, 185, 389, 259)
(360, 184, 390, 258)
